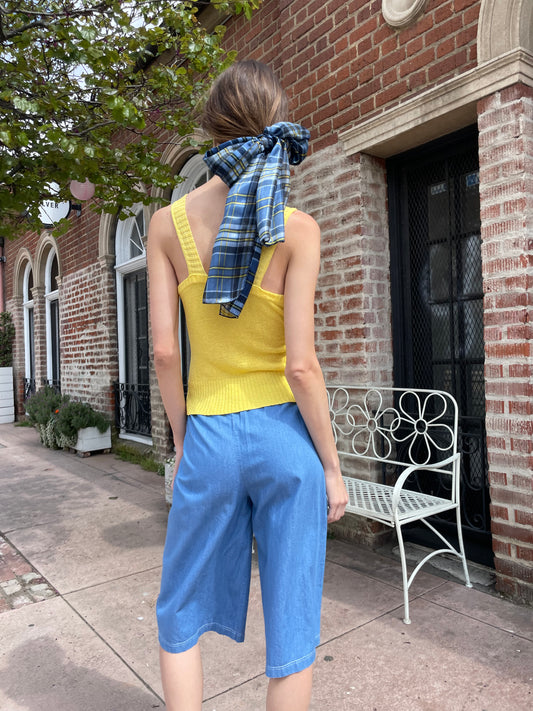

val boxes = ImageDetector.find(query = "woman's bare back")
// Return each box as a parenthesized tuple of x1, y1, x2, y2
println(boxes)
(165, 175, 293, 295)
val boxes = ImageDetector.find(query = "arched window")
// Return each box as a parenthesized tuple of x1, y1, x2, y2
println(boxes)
(22, 263, 35, 399)
(116, 208, 146, 265)
(171, 154, 210, 203)
(45, 250, 60, 391)
(115, 205, 151, 441)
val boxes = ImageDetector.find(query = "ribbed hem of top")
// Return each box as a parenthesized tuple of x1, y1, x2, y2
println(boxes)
(186, 376, 295, 416)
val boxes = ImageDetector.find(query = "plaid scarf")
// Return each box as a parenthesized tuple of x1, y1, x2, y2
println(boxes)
(202, 122, 310, 318)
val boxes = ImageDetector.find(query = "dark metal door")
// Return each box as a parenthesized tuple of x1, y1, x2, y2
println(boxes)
(119, 269, 151, 436)
(387, 128, 492, 565)
(50, 299, 60, 389)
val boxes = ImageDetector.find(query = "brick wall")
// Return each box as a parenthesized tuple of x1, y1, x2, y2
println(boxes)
(290, 145, 393, 387)
(59, 258, 118, 416)
(224, 0, 480, 151)
(478, 83, 533, 604)
(61, 209, 100, 274)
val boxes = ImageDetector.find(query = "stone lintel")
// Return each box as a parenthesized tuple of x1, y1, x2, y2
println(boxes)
(339, 49, 533, 159)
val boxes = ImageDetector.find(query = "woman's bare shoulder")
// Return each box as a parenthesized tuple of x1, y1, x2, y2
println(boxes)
(285, 209, 320, 247)
(148, 204, 175, 245)
(150, 203, 173, 223)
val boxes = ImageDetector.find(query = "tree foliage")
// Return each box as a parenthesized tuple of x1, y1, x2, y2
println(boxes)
(0, 310, 15, 366)
(0, 0, 261, 238)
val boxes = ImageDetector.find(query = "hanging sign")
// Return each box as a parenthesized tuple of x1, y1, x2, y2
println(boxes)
(38, 183, 71, 226)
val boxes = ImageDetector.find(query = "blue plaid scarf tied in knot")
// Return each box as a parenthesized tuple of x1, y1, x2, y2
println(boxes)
(202, 121, 310, 318)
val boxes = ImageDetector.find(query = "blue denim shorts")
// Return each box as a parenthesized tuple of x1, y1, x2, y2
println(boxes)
(157, 402, 327, 678)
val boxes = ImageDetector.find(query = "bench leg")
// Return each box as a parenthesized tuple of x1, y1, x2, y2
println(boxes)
(455, 503, 473, 590)
(394, 507, 472, 626)
(395, 522, 411, 625)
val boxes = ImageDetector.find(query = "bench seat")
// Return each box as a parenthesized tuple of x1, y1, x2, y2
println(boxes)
(343, 477, 459, 526)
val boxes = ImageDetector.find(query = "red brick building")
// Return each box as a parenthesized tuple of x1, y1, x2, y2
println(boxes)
(2, 0, 532, 603)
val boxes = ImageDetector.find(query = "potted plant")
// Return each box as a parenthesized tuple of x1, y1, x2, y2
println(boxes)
(25, 387, 111, 454)
(0, 311, 15, 424)
(54, 400, 111, 455)
(25, 386, 66, 447)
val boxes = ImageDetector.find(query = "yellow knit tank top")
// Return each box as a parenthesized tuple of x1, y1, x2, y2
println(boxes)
(171, 195, 297, 415)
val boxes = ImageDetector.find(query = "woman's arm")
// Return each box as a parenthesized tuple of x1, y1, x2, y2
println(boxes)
(147, 208, 187, 471)
(283, 211, 348, 523)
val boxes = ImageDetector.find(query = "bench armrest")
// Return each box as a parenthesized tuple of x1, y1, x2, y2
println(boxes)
(390, 452, 461, 516)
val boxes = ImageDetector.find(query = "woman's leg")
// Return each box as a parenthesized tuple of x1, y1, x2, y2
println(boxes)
(157, 413, 252, 710)
(249, 406, 326, 683)
(160, 644, 203, 711)
(266, 666, 314, 711)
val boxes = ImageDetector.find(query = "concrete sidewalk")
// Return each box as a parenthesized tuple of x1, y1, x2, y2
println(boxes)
(0, 423, 531, 710)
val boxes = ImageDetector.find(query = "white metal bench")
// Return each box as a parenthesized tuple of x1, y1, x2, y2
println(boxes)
(328, 385, 472, 624)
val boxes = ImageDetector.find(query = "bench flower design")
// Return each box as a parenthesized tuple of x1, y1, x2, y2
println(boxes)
(387, 390, 455, 466)
(329, 387, 398, 459)
(329, 388, 455, 465)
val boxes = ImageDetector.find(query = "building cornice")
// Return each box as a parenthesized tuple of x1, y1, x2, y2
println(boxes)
(339, 49, 533, 158)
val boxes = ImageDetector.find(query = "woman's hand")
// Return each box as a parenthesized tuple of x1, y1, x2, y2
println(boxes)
(325, 469, 348, 523)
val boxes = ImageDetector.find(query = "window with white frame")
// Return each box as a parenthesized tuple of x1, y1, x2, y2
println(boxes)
(115, 205, 151, 440)
(22, 263, 35, 399)
(171, 153, 210, 203)
(45, 250, 60, 390)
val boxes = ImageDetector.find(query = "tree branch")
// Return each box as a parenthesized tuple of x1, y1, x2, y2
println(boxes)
(0, 2, 115, 42)
(68, 120, 116, 136)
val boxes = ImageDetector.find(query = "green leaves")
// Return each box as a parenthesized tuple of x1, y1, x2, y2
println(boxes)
(0, 0, 262, 239)
(212, 0, 262, 20)
(0, 311, 16, 367)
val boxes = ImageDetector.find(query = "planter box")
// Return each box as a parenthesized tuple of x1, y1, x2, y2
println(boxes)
(0, 366, 14, 424)
(75, 426, 111, 455)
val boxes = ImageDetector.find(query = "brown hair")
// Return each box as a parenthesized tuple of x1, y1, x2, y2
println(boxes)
(200, 60, 289, 142)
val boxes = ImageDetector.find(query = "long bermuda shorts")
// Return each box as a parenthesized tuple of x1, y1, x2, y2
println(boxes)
(157, 402, 328, 678)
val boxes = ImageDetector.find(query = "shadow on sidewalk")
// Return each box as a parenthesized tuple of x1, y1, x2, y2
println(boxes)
(0, 637, 162, 711)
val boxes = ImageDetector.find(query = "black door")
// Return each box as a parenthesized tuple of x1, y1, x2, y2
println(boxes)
(122, 269, 151, 435)
(387, 127, 492, 566)
(50, 299, 60, 388)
